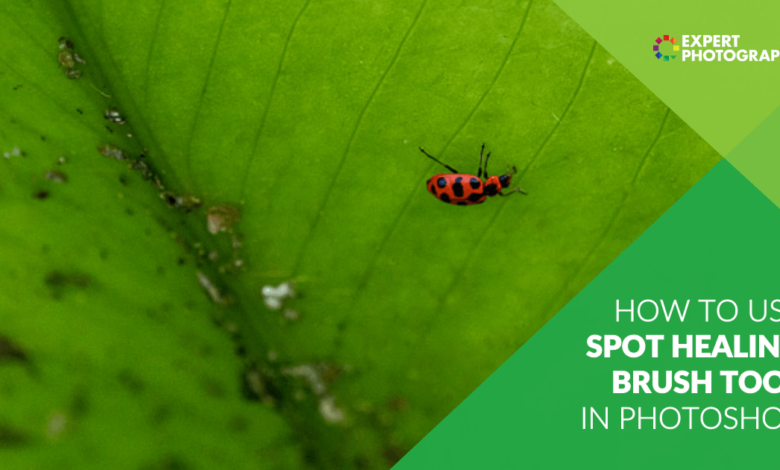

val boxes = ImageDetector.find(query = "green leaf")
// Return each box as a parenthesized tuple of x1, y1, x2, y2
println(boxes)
(0, 0, 719, 468)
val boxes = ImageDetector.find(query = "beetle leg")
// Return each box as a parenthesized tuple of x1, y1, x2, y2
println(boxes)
(499, 187, 527, 197)
(478, 143, 485, 178)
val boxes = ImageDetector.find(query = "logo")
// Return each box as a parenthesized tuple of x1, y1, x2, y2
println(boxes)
(654, 35, 679, 61)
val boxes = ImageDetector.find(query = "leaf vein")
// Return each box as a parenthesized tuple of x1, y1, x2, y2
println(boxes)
(238, 0, 313, 199)
(142, 0, 166, 108)
(184, 0, 233, 188)
(288, 0, 429, 276)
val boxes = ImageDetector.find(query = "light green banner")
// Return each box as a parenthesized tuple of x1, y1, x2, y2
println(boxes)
(553, 0, 780, 207)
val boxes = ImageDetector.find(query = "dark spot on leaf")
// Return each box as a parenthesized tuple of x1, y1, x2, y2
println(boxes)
(235, 345, 246, 357)
(388, 396, 410, 412)
(383, 446, 408, 465)
(99, 249, 108, 260)
(34, 190, 49, 200)
(140, 455, 190, 470)
(0, 424, 28, 447)
(125, 208, 134, 216)
(202, 377, 225, 398)
(105, 125, 113, 133)
(151, 405, 172, 424)
(70, 388, 89, 416)
(45, 271, 90, 298)
(436, 177, 447, 188)
(117, 369, 145, 394)
(119, 175, 128, 186)
(76, 108, 83, 114)
(177, 258, 185, 266)
(228, 415, 248, 433)
(40, 136, 45, 141)
(439, 193, 450, 203)
(0, 336, 27, 363)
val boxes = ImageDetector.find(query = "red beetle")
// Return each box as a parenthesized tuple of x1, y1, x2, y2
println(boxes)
(420, 143, 527, 206)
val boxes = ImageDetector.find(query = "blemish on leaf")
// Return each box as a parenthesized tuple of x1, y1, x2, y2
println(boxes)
(0, 336, 27, 363)
(44, 170, 67, 183)
(261, 282, 295, 310)
(98, 144, 127, 161)
(117, 369, 145, 394)
(34, 190, 49, 200)
(228, 415, 248, 433)
(283, 364, 347, 424)
(383, 446, 408, 465)
(283, 308, 300, 321)
(160, 191, 202, 213)
(104, 107, 126, 125)
(0, 423, 28, 447)
(45, 412, 68, 439)
(57, 37, 84, 79)
(196, 270, 225, 305)
(241, 365, 275, 404)
(201, 377, 225, 398)
(206, 205, 240, 235)
(45, 270, 90, 298)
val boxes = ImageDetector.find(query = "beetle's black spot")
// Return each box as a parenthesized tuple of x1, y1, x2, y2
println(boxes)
(437, 177, 447, 188)
(470, 177, 481, 189)
(485, 183, 498, 196)
(451, 178, 464, 198)
(439, 193, 451, 203)
(457, 202, 468, 206)
(467, 193, 483, 203)
(426, 178, 431, 186)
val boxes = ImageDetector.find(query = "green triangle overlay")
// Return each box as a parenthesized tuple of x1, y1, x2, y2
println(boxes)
(394, 158, 780, 468)
(551, 0, 780, 208)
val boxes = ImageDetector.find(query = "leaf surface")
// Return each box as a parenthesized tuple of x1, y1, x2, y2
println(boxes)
(0, 0, 720, 468)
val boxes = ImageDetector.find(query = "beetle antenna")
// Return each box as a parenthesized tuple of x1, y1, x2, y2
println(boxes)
(419, 147, 459, 173)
